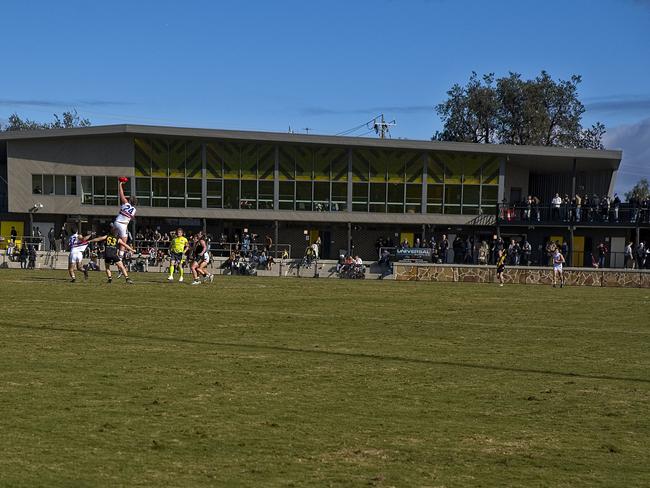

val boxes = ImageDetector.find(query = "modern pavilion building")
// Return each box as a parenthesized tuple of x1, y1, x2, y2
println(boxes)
(0, 124, 644, 264)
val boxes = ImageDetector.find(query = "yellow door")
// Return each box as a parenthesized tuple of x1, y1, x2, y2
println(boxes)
(309, 230, 319, 245)
(573, 236, 585, 267)
(399, 232, 414, 247)
(1, 221, 25, 249)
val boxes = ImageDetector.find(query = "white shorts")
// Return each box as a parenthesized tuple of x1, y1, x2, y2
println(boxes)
(113, 221, 128, 239)
(202, 252, 210, 264)
(69, 251, 84, 264)
(554, 264, 563, 272)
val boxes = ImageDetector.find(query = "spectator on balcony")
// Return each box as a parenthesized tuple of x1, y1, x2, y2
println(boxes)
(551, 193, 562, 220)
(590, 194, 600, 222)
(524, 196, 533, 221)
(532, 196, 541, 222)
(574, 194, 582, 222)
(562, 194, 570, 222)
(612, 194, 621, 222)
(600, 195, 611, 223)
(597, 242, 608, 268)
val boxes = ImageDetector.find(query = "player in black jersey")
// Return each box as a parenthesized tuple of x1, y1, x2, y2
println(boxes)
(496, 249, 507, 287)
(88, 228, 135, 284)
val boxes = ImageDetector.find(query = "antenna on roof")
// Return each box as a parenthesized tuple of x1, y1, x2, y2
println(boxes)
(371, 114, 396, 139)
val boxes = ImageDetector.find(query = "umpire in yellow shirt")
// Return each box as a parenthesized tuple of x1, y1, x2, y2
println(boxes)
(168, 228, 189, 282)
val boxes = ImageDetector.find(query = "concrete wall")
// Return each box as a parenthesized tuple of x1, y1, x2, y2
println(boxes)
(393, 263, 650, 288)
(7, 135, 134, 215)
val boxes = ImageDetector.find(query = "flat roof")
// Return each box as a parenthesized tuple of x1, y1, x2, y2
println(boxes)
(0, 123, 622, 170)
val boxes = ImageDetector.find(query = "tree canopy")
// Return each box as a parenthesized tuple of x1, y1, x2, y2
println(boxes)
(624, 177, 649, 202)
(433, 71, 605, 149)
(1, 110, 91, 131)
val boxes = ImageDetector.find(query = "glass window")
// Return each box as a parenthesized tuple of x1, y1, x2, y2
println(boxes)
(186, 141, 202, 179)
(152, 178, 168, 207)
(258, 145, 275, 180)
(43, 175, 54, 195)
(221, 142, 240, 179)
(427, 184, 443, 213)
(427, 154, 444, 184)
(106, 178, 118, 206)
(240, 144, 257, 180)
(205, 142, 222, 179)
(150, 138, 168, 177)
(206, 180, 222, 208)
(295, 181, 312, 211)
(369, 183, 386, 213)
(445, 159, 462, 184)
(313, 182, 329, 211)
(92, 176, 105, 205)
(186, 178, 202, 200)
(54, 175, 65, 195)
(405, 184, 421, 213)
(134, 138, 152, 177)
(279, 181, 294, 210)
(444, 184, 462, 214)
(351, 150, 369, 182)
(331, 182, 347, 211)
(278, 146, 295, 181)
(313, 148, 331, 181)
(32, 174, 43, 194)
(463, 157, 482, 185)
(331, 150, 348, 182)
(223, 180, 239, 209)
(294, 146, 312, 181)
(135, 177, 151, 206)
(66, 176, 77, 195)
(240, 180, 257, 209)
(405, 153, 423, 183)
(481, 185, 498, 210)
(387, 183, 404, 213)
(81, 176, 93, 204)
(169, 178, 185, 198)
(482, 158, 500, 185)
(258, 180, 274, 209)
(463, 185, 480, 205)
(169, 140, 185, 178)
(352, 182, 368, 212)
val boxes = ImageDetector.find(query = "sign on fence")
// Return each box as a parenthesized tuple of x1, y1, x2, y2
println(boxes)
(395, 247, 433, 262)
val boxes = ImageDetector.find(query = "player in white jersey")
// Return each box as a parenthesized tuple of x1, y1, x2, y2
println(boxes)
(68, 227, 93, 282)
(552, 249, 566, 288)
(113, 177, 138, 251)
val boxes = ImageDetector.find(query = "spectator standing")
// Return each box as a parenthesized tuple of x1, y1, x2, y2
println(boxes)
(439, 234, 449, 263)
(597, 242, 608, 268)
(48, 227, 57, 251)
(574, 194, 582, 222)
(636, 242, 646, 269)
(624, 241, 634, 269)
(10, 226, 17, 244)
(522, 238, 532, 266)
(551, 193, 562, 220)
(19, 245, 28, 269)
(612, 193, 621, 222)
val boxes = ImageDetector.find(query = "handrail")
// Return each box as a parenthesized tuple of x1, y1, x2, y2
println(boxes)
(496, 203, 650, 225)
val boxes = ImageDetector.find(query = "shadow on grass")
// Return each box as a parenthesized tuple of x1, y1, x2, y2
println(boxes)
(2, 322, 649, 384)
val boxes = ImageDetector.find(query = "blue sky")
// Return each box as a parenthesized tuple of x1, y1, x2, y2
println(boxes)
(1, 0, 649, 193)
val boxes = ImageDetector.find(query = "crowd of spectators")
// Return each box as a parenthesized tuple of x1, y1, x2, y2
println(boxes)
(501, 193, 650, 224)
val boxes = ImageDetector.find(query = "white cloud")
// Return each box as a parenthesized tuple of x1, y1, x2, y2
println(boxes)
(603, 118, 650, 195)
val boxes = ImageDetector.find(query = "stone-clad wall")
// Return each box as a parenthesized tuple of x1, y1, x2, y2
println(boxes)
(394, 263, 650, 288)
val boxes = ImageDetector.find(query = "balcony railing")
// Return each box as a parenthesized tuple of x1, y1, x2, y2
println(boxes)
(497, 203, 650, 226)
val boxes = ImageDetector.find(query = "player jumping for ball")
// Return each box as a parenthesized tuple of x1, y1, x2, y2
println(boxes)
(88, 228, 135, 284)
(552, 248, 566, 288)
(68, 227, 92, 282)
(113, 177, 137, 255)
(190, 232, 214, 285)
(168, 228, 189, 282)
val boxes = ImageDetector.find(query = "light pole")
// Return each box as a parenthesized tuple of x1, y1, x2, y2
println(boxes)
(28, 203, 44, 245)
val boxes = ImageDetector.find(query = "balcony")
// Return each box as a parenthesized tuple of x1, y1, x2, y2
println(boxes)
(496, 203, 650, 227)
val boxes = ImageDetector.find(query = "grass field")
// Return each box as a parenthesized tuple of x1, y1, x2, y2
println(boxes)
(0, 269, 649, 487)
